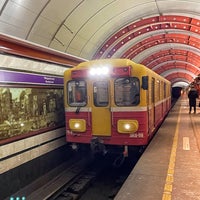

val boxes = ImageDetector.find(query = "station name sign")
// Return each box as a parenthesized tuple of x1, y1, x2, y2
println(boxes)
(0, 69, 63, 86)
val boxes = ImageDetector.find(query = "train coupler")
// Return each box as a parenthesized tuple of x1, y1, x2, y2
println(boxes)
(90, 137, 107, 155)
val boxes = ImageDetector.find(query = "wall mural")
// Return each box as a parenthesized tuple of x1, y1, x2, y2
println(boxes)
(0, 69, 65, 144)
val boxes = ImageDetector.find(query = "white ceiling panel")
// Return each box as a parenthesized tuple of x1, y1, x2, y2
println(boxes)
(28, 17, 59, 46)
(0, 0, 200, 86)
(157, 0, 200, 16)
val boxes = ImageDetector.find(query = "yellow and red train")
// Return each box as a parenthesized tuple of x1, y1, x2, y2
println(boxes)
(64, 59, 171, 156)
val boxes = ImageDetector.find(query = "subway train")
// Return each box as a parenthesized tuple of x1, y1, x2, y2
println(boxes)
(64, 59, 171, 157)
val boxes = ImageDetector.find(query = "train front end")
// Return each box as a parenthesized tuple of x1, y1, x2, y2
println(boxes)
(64, 59, 149, 155)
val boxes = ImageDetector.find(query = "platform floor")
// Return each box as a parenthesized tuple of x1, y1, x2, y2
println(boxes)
(115, 94, 200, 200)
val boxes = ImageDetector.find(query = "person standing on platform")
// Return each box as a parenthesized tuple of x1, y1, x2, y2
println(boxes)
(188, 84, 199, 114)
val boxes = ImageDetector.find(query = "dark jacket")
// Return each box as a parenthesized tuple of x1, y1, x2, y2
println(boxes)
(188, 88, 199, 106)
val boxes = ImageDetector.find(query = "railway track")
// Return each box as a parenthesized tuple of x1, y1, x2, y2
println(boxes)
(23, 157, 92, 200)
(47, 148, 143, 200)
(48, 157, 109, 200)
(9, 147, 142, 200)
(17, 153, 113, 200)
(49, 171, 96, 200)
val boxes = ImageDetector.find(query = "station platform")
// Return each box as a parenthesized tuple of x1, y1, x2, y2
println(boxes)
(115, 94, 200, 200)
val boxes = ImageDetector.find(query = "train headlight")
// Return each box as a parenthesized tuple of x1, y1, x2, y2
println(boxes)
(117, 120, 139, 134)
(89, 66, 109, 76)
(69, 119, 86, 132)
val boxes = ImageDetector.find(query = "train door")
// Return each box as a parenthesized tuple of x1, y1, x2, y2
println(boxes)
(150, 78, 155, 132)
(91, 80, 111, 136)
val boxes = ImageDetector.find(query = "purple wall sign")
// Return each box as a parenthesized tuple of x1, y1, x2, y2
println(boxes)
(0, 70, 63, 86)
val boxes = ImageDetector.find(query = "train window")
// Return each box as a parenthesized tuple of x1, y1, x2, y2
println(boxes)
(93, 81, 109, 107)
(114, 77, 140, 106)
(164, 82, 166, 98)
(156, 80, 160, 101)
(67, 80, 87, 107)
(151, 78, 155, 103)
(142, 76, 148, 90)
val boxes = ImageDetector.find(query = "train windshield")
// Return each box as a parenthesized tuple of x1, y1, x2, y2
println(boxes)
(67, 80, 87, 106)
(114, 77, 140, 106)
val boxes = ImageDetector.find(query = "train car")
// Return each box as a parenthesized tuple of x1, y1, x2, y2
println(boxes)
(64, 59, 171, 157)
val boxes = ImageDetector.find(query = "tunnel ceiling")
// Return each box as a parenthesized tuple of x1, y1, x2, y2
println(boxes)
(1, 0, 200, 87)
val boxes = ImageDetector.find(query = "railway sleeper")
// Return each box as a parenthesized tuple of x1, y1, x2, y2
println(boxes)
(56, 172, 96, 200)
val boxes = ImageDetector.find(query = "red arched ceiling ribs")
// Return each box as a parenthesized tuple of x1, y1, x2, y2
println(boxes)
(171, 78, 190, 84)
(154, 62, 199, 75)
(121, 33, 200, 59)
(93, 15, 200, 85)
(142, 49, 193, 66)
(93, 15, 200, 59)
(142, 53, 200, 70)
(165, 72, 194, 82)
